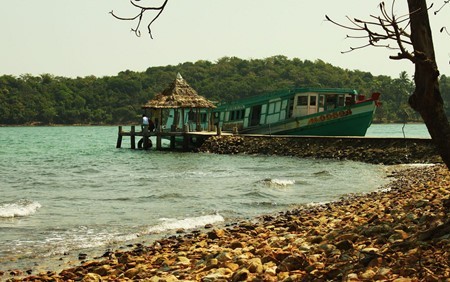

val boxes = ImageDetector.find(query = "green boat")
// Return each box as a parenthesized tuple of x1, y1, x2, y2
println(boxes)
(215, 88, 380, 136)
(147, 75, 379, 137)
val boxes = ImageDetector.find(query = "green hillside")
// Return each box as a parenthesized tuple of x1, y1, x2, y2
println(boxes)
(1, 55, 449, 125)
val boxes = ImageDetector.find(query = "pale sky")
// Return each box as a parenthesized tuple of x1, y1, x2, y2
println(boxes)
(1, 1, 449, 79)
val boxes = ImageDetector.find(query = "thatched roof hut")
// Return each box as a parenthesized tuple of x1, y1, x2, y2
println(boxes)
(142, 73, 216, 109)
(142, 73, 216, 132)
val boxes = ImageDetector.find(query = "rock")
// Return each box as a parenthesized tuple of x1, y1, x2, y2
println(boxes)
(78, 253, 88, 260)
(92, 264, 112, 276)
(176, 256, 191, 266)
(230, 240, 246, 249)
(231, 268, 249, 282)
(360, 268, 376, 280)
(278, 254, 309, 272)
(157, 274, 179, 282)
(224, 262, 239, 272)
(81, 273, 102, 282)
(374, 267, 392, 280)
(247, 258, 263, 273)
(124, 264, 146, 279)
(208, 228, 226, 239)
(393, 278, 414, 282)
(346, 273, 359, 281)
(318, 243, 336, 254)
(335, 239, 353, 251)
(216, 251, 232, 262)
(202, 268, 233, 282)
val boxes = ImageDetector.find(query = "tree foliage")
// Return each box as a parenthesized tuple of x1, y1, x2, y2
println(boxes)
(0, 56, 448, 125)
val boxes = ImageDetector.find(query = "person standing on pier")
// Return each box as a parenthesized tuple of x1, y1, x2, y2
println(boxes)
(142, 114, 149, 131)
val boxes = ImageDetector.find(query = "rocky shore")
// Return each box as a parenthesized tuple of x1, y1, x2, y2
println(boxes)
(198, 135, 442, 165)
(4, 137, 450, 281)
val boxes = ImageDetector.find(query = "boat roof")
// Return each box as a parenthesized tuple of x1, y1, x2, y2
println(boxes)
(216, 87, 358, 108)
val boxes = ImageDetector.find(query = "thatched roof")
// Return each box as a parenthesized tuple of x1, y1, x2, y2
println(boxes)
(142, 73, 216, 109)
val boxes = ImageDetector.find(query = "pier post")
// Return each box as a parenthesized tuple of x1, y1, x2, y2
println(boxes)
(216, 125, 222, 136)
(116, 126, 123, 148)
(143, 127, 149, 149)
(131, 126, 136, 150)
(156, 134, 162, 150)
(170, 135, 176, 149)
(183, 133, 190, 151)
(156, 123, 162, 150)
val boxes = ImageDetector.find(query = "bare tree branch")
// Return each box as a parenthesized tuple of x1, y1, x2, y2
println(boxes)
(435, 0, 449, 36)
(110, 0, 169, 38)
(434, 0, 449, 15)
(326, 1, 419, 62)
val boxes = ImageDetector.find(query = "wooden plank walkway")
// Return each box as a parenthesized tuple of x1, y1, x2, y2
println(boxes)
(116, 125, 231, 151)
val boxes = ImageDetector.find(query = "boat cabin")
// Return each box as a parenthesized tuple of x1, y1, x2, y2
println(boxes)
(216, 88, 359, 132)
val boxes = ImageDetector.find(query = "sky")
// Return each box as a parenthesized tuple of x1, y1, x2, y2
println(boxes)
(0, 0, 449, 79)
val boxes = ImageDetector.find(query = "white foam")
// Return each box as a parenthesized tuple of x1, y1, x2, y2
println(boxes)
(0, 200, 42, 218)
(271, 179, 295, 186)
(261, 178, 295, 187)
(146, 213, 224, 234)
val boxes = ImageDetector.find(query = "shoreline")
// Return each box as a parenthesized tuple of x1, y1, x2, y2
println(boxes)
(3, 135, 449, 281)
(5, 165, 449, 280)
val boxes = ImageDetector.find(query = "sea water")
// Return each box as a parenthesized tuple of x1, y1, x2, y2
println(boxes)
(0, 124, 429, 275)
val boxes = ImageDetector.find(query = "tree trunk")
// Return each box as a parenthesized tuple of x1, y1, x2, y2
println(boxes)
(407, 0, 450, 169)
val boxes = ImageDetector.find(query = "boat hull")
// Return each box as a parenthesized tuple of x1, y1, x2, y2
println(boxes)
(239, 100, 377, 136)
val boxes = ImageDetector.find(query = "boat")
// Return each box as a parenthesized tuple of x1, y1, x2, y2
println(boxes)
(148, 77, 380, 140)
(214, 88, 380, 136)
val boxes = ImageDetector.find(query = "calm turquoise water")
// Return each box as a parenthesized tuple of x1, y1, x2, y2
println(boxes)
(366, 123, 431, 138)
(0, 124, 429, 275)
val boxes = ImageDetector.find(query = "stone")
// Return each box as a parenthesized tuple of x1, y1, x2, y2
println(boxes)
(230, 240, 246, 249)
(374, 267, 392, 280)
(81, 273, 102, 282)
(335, 239, 354, 251)
(231, 268, 249, 282)
(247, 258, 263, 273)
(278, 254, 309, 272)
(176, 256, 191, 266)
(208, 229, 226, 239)
(92, 264, 111, 276)
(360, 268, 376, 280)
(216, 251, 232, 262)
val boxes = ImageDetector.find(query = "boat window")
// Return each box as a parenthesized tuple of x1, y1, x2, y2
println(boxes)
(268, 103, 275, 114)
(297, 96, 308, 106)
(229, 109, 245, 121)
(338, 96, 345, 107)
(275, 101, 281, 113)
(326, 95, 337, 109)
(310, 96, 317, 106)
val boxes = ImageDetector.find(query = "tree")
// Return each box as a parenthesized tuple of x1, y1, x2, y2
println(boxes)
(326, 1, 450, 169)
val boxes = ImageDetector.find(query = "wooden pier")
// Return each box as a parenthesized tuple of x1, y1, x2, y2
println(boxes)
(116, 125, 226, 151)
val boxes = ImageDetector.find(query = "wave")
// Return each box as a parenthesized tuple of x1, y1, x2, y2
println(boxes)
(259, 178, 295, 187)
(0, 200, 42, 218)
(145, 213, 224, 234)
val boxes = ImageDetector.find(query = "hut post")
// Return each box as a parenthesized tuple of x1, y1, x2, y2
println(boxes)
(171, 109, 178, 132)
(130, 126, 136, 149)
(155, 110, 162, 150)
(181, 108, 186, 132)
(116, 126, 123, 148)
(209, 110, 214, 132)
(196, 108, 201, 131)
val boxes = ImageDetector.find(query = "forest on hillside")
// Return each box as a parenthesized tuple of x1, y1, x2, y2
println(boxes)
(1, 55, 449, 125)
